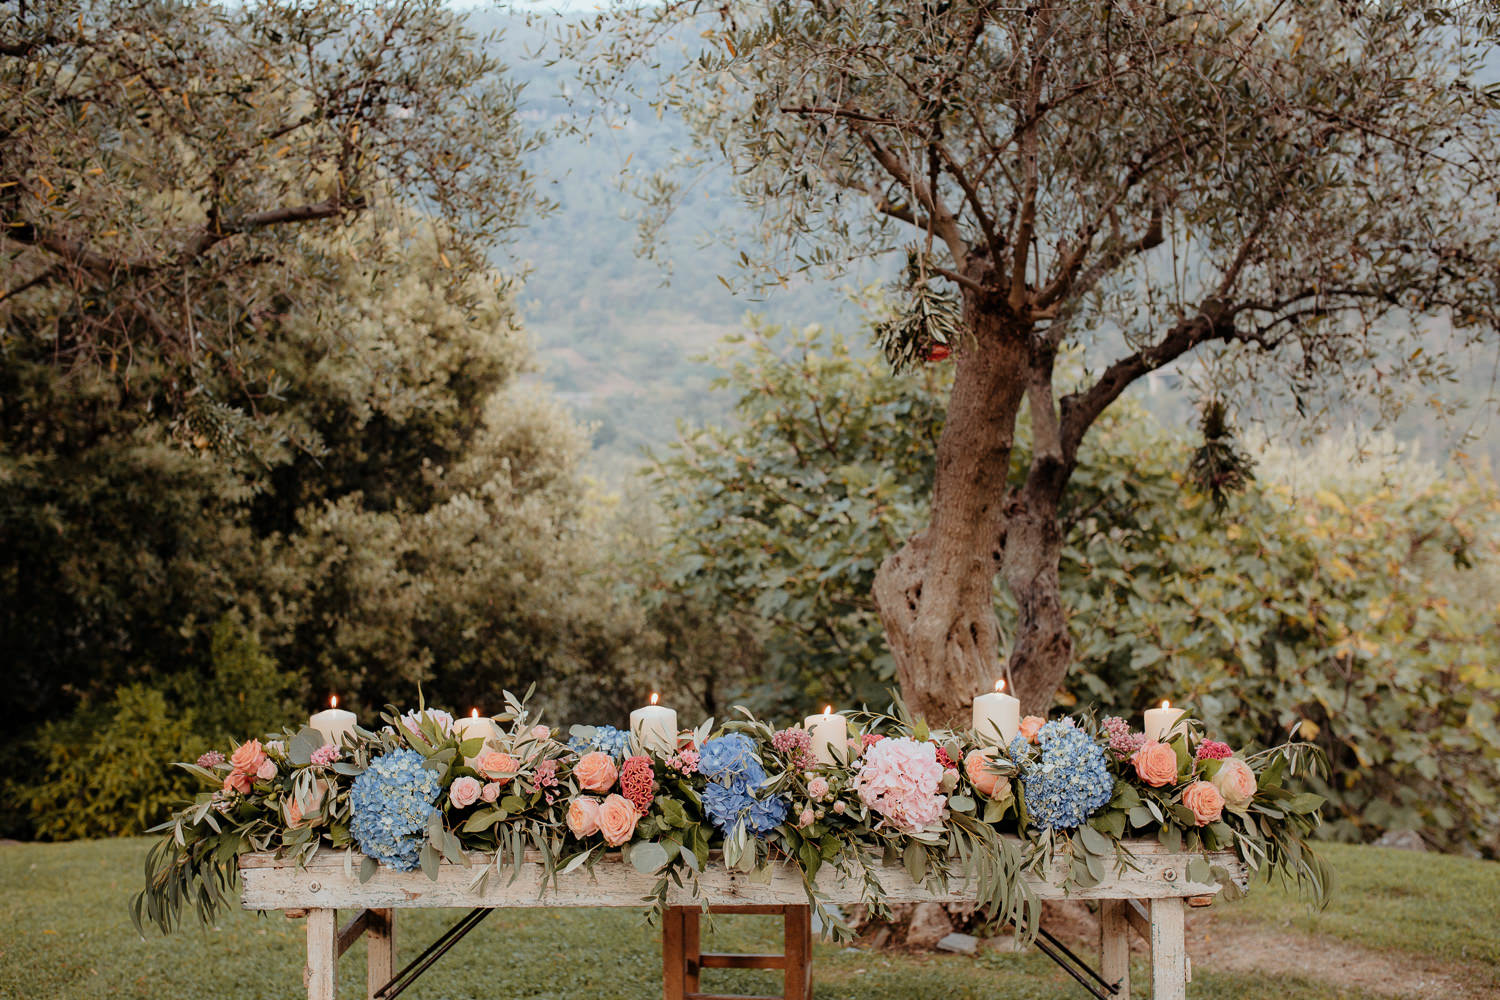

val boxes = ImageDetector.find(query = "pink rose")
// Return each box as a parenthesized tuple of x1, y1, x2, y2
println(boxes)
(964, 749, 1009, 799)
(597, 793, 640, 846)
(797, 808, 815, 828)
(222, 771, 252, 795)
(1018, 716, 1045, 743)
(481, 782, 502, 803)
(256, 758, 277, 782)
(807, 777, 829, 800)
(833, 801, 846, 814)
(284, 780, 328, 828)
(229, 739, 266, 777)
(1182, 780, 1225, 826)
(1211, 758, 1258, 810)
(573, 751, 618, 793)
(477, 751, 519, 784)
(1132, 740, 1179, 788)
(531, 725, 551, 742)
(567, 796, 602, 838)
(449, 776, 482, 809)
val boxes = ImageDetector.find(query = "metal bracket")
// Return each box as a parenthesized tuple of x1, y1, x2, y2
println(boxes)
(372, 907, 492, 1000)
(1033, 924, 1121, 999)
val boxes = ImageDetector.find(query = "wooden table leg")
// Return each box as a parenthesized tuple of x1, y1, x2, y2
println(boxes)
(366, 908, 395, 1000)
(783, 905, 812, 1000)
(1099, 899, 1131, 1000)
(306, 908, 338, 1000)
(663, 907, 686, 1000)
(1149, 897, 1187, 1000)
(683, 908, 702, 996)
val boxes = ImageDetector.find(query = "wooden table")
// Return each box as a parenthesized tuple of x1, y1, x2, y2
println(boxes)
(240, 841, 1245, 1000)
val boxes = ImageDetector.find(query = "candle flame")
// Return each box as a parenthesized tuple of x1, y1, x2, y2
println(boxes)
(1161, 700, 1171, 711)
(650, 692, 659, 706)
(995, 678, 1006, 693)
(470, 707, 479, 719)
(823, 705, 832, 717)
(329, 695, 338, 709)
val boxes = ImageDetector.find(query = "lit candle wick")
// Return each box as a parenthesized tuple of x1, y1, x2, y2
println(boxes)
(330, 695, 338, 709)
(650, 692, 659, 706)
(470, 707, 479, 718)
(1161, 700, 1171, 711)
(995, 678, 1005, 693)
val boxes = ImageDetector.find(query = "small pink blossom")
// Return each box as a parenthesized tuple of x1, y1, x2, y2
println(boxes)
(668, 749, 700, 774)
(256, 758, 277, 781)
(481, 782, 502, 803)
(1195, 739, 1233, 761)
(534, 758, 559, 789)
(196, 750, 225, 769)
(807, 777, 830, 800)
(310, 744, 339, 767)
(531, 725, 552, 742)
(833, 801, 846, 814)
(449, 776, 482, 808)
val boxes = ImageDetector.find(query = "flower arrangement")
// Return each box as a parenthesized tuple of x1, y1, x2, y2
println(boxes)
(133, 692, 1330, 943)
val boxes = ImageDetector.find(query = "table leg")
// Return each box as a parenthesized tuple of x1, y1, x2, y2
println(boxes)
(366, 908, 395, 1000)
(784, 905, 812, 1000)
(663, 907, 686, 1000)
(1099, 899, 1131, 1000)
(1149, 897, 1187, 1000)
(306, 908, 338, 1000)
(683, 908, 701, 996)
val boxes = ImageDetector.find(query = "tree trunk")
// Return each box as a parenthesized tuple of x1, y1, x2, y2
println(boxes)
(1001, 473, 1072, 715)
(873, 308, 1027, 726)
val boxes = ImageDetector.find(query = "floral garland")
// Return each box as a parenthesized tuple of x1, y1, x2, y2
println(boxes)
(132, 692, 1330, 940)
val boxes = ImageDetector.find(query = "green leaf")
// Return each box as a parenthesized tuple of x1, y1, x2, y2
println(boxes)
(629, 841, 670, 874)
(948, 794, 976, 814)
(903, 840, 928, 883)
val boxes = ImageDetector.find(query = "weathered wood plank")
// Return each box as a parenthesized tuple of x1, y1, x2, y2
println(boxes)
(366, 908, 394, 1000)
(306, 908, 337, 1000)
(663, 906, 686, 1000)
(783, 905, 811, 1000)
(1149, 897, 1187, 1000)
(240, 845, 1244, 910)
(1099, 898, 1131, 1000)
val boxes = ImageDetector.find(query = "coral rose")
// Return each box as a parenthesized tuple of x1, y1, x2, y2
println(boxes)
(1132, 740, 1179, 787)
(597, 793, 640, 846)
(222, 770, 253, 795)
(1018, 716, 1045, 742)
(284, 780, 328, 828)
(574, 751, 618, 793)
(567, 796, 602, 838)
(1182, 780, 1225, 826)
(477, 751, 520, 784)
(964, 748, 1010, 799)
(229, 739, 266, 776)
(1212, 758, 1258, 810)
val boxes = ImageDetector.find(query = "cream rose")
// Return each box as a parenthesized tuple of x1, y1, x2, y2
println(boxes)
(597, 793, 640, 846)
(566, 796, 602, 838)
(1211, 758, 1258, 810)
(963, 749, 1010, 799)
(1132, 740, 1179, 787)
(448, 776, 482, 809)
(1182, 780, 1225, 826)
(573, 751, 618, 793)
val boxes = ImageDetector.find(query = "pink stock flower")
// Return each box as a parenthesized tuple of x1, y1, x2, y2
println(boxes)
(854, 737, 947, 834)
(196, 750, 225, 769)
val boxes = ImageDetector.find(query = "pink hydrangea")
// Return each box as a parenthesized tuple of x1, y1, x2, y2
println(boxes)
(310, 744, 339, 767)
(1195, 739, 1233, 761)
(854, 737, 947, 833)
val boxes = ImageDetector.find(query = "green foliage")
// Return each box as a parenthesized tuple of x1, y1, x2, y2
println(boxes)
(651, 326, 1500, 854)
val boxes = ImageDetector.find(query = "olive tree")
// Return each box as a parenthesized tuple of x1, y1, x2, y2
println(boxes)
(570, 0, 1500, 720)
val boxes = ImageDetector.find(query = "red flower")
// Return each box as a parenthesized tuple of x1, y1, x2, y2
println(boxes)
(924, 343, 952, 362)
(932, 744, 959, 771)
(861, 733, 886, 750)
(619, 755, 656, 816)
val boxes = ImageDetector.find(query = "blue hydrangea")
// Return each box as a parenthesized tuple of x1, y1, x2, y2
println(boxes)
(349, 749, 442, 871)
(698, 734, 789, 837)
(1010, 720, 1113, 831)
(567, 724, 630, 760)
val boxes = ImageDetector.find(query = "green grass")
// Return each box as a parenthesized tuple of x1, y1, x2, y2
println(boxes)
(0, 838, 1493, 1000)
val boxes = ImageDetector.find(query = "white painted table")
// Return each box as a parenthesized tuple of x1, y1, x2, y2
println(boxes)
(240, 841, 1245, 1000)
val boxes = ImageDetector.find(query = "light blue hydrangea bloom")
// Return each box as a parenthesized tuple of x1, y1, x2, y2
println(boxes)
(567, 724, 630, 760)
(1010, 720, 1113, 831)
(349, 749, 442, 871)
(699, 734, 788, 836)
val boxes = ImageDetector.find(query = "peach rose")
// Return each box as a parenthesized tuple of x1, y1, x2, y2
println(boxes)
(964, 749, 1010, 799)
(1018, 716, 1045, 742)
(449, 776, 482, 809)
(256, 758, 277, 782)
(477, 751, 520, 784)
(574, 751, 618, 793)
(1132, 740, 1179, 787)
(1211, 758, 1258, 810)
(597, 793, 640, 846)
(567, 796, 602, 838)
(229, 739, 266, 776)
(284, 780, 328, 828)
(1182, 780, 1225, 826)
(222, 770, 253, 795)
(481, 782, 502, 803)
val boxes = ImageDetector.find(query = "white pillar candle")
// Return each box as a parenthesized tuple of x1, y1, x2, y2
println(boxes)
(803, 706, 849, 766)
(309, 696, 358, 747)
(1143, 700, 1186, 742)
(972, 678, 1021, 745)
(629, 693, 678, 754)
(453, 709, 501, 765)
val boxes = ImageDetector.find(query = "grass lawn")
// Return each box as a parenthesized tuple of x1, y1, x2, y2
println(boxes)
(1, 838, 1495, 1000)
